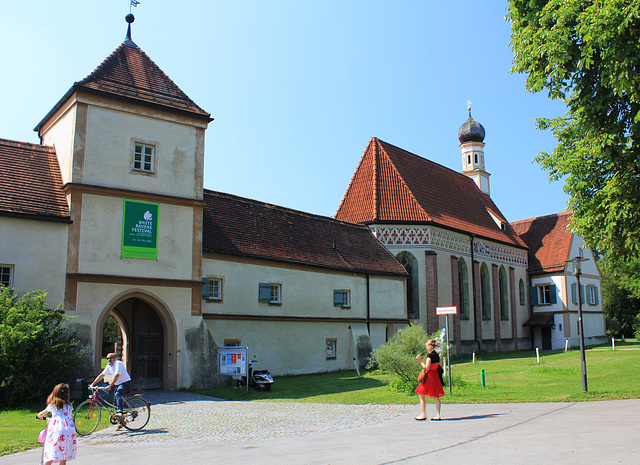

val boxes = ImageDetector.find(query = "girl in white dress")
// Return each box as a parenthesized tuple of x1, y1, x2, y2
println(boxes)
(37, 383, 77, 464)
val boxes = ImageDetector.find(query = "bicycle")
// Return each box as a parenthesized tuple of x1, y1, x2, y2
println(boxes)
(74, 385, 151, 435)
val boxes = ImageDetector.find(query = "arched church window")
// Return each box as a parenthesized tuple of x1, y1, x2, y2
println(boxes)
(499, 266, 509, 320)
(458, 258, 470, 319)
(480, 263, 491, 320)
(397, 252, 419, 319)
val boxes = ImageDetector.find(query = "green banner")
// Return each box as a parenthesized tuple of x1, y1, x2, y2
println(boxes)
(122, 200, 159, 259)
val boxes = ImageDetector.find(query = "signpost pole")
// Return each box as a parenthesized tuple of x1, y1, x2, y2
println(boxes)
(436, 306, 457, 397)
(446, 314, 452, 396)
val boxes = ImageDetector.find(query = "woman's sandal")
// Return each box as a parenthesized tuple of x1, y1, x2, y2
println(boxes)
(415, 417, 427, 421)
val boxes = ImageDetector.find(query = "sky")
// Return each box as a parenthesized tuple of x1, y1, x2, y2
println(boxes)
(1, 0, 569, 223)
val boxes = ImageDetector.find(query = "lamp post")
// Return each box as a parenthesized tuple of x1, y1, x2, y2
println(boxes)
(566, 251, 589, 392)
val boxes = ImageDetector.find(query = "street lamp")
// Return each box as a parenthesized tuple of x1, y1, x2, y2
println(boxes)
(565, 250, 589, 392)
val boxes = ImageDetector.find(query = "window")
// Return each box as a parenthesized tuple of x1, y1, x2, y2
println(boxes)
(519, 279, 525, 306)
(397, 252, 419, 319)
(480, 263, 491, 320)
(259, 282, 281, 304)
(326, 339, 337, 360)
(499, 266, 509, 320)
(531, 284, 557, 305)
(333, 289, 351, 308)
(586, 285, 599, 305)
(202, 277, 223, 302)
(133, 142, 155, 173)
(0, 265, 13, 288)
(458, 258, 470, 319)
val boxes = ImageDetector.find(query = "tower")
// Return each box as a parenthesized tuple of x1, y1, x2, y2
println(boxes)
(458, 104, 490, 195)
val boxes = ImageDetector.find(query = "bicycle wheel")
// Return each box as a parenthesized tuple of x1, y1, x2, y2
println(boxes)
(122, 396, 151, 431)
(74, 399, 101, 435)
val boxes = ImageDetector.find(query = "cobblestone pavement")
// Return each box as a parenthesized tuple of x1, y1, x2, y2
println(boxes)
(79, 390, 415, 446)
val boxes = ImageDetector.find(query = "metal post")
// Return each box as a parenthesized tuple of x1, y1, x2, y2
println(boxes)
(446, 315, 452, 396)
(576, 267, 588, 392)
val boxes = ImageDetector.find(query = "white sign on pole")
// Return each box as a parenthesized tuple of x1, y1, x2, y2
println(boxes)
(436, 306, 458, 315)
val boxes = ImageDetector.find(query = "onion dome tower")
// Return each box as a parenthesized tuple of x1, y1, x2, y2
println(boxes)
(458, 102, 490, 195)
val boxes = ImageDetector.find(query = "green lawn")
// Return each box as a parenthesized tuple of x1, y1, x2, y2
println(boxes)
(2, 341, 639, 456)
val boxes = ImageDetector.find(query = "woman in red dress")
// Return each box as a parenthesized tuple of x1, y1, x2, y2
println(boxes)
(415, 339, 444, 421)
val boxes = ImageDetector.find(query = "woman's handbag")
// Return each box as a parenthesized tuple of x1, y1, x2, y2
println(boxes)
(37, 418, 49, 443)
(417, 369, 428, 384)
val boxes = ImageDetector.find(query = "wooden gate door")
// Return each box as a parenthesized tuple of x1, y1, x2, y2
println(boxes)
(131, 299, 163, 389)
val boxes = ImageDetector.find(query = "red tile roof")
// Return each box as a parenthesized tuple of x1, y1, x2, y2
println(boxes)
(36, 42, 210, 133)
(335, 138, 527, 248)
(203, 190, 407, 276)
(0, 138, 70, 221)
(511, 211, 573, 274)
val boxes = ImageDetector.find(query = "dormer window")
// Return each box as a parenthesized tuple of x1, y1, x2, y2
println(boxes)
(133, 142, 156, 173)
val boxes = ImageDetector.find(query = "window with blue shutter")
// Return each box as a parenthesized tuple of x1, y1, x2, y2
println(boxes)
(259, 283, 272, 302)
(202, 277, 210, 298)
(334, 290, 343, 306)
(530, 286, 538, 305)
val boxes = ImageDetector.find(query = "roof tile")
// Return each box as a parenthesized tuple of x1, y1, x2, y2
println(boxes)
(511, 211, 573, 274)
(0, 138, 70, 220)
(336, 138, 527, 248)
(203, 190, 407, 276)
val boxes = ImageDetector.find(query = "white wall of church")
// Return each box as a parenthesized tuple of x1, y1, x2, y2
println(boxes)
(0, 217, 68, 305)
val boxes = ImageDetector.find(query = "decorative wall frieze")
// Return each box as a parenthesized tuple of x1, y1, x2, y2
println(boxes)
(370, 225, 527, 267)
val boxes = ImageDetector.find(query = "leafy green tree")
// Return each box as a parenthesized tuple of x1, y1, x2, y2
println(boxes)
(369, 323, 440, 392)
(602, 269, 640, 338)
(0, 287, 85, 408)
(507, 0, 640, 294)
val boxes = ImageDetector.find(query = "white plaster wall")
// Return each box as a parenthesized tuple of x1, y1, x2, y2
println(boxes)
(78, 194, 193, 279)
(41, 105, 76, 185)
(84, 107, 198, 199)
(205, 318, 357, 375)
(0, 217, 68, 305)
(202, 259, 386, 318)
(368, 276, 406, 319)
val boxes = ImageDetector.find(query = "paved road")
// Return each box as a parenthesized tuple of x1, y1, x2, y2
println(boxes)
(3, 392, 638, 464)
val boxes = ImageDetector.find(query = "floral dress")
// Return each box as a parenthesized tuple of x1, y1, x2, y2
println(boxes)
(43, 404, 77, 463)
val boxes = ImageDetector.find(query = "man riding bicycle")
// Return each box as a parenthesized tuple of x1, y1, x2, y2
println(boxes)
(89, 353, 132, 422)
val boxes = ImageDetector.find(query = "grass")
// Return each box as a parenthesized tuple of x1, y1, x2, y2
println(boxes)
(2, 340, 639, 456)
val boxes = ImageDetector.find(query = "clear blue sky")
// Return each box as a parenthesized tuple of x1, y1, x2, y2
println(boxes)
(1, 0, 569, 222)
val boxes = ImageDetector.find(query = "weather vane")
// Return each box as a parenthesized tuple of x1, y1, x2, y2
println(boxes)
(130, 0, 140, 14)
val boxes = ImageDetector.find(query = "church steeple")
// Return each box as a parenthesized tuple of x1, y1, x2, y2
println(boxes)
(459, 102, 490, 195)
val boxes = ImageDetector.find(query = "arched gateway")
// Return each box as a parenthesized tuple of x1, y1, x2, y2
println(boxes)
(95, 291, 178, 390)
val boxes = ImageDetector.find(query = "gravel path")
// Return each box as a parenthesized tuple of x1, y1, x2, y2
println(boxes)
(79, 391, 414, 446)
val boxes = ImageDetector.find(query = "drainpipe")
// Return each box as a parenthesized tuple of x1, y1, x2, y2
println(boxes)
(366, 273, 371, 334)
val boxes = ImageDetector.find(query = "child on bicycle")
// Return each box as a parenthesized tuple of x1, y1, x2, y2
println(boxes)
(37, 383, 77, 464)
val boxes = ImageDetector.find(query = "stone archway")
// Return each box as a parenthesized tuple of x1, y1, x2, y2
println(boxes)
(95, 290, 178, 390)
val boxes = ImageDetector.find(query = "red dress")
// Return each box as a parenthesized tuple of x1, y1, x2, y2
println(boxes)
(415, 353, 445, 398)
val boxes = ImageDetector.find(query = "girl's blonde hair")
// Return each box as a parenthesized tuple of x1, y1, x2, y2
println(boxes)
(426, 339, 441, 347)
(47, 383, 71, 410)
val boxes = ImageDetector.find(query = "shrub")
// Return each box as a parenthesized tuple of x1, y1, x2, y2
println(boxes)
(368, 323, 440, 389)
(0, 287, 85, 408)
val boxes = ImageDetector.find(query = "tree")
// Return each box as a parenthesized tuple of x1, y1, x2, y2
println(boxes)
(602, 258, 640, 338)
(368, 323, 441, 392)
(0, 287, 85, 408)
(507, 0, 640, 295)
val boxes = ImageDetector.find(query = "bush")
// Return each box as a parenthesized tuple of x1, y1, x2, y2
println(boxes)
(368, 323, 440, 389)
(0, 287, 85, 408)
